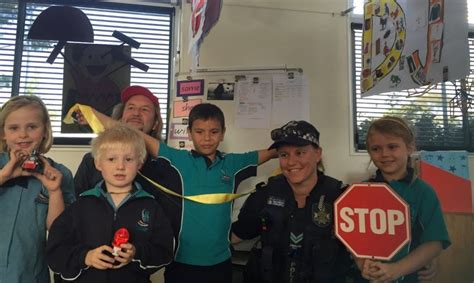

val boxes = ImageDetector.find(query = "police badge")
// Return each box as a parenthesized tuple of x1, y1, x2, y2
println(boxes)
(312, 195, 332, 227)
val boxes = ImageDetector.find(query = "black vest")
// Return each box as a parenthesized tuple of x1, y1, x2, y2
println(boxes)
(257, 173, 350, 283)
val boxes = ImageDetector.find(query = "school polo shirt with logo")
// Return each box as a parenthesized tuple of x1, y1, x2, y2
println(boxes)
(158, 142, 258, 266)
(368, 169, 451, 282)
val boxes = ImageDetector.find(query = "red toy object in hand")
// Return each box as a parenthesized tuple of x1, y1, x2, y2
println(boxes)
(112, 228, 129, 256)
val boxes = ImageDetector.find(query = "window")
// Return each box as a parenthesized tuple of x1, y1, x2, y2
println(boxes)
(0, 1, 174, 144)
(351, 0, 474, 151)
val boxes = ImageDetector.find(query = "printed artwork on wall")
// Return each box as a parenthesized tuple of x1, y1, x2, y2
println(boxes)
(207, 82, 235, 100)
(61, 43, 131, 133)
(188, 0, 223, 69)
(360, 0, 469, 97)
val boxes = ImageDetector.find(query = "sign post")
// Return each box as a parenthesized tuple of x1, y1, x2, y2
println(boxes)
(334, 183, 411, 260)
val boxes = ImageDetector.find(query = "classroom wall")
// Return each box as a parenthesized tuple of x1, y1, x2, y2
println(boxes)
(178, 0, 372, 184)
(47, 0, 473, 281)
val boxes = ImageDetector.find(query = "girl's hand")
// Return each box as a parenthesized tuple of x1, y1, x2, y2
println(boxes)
(417, 260, 437, 282)
(370, 261, 402, 282)
(112, 243, 136, 269)
(361, 259, 380, 281)
(0, 149, 31, 184)
(85, 245, 116, 270)
(32, 156, 62, 193)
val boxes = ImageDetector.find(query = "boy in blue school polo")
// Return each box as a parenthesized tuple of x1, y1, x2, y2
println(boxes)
(141, 103, 276, 283)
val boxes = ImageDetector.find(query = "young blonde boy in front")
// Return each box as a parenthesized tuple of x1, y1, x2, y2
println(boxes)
(47, 125, 174, 283)
(90, 102, 277, 283)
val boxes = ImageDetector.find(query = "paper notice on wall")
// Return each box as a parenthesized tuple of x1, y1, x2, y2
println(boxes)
(169, 123, 189, 140)
(173, 99, 202, 118)
(272, 73, 310, 124)
(235, 78, 272, 128)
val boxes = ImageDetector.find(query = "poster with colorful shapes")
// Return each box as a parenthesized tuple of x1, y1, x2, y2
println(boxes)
(419, 150, 473, 213)
(360, 0, 469, 97)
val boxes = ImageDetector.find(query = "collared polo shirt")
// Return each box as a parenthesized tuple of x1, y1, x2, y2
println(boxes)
(0, 152, 75, 283)
(158, 142, 258, 266)
(369, 169, 450, 263)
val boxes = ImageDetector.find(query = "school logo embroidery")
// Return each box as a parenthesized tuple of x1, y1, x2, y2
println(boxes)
(220, 169, 230, 183)
(312, 195, 331, 227)
(136, 209, 150, 232)
(35, 186, 49, 204)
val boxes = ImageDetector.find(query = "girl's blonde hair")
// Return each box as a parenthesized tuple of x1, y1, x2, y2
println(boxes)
(365, 116, 416, 149)
(91, 124, 147, 164)
(0, 95, 53, 153)
(365, 116, 416, 171)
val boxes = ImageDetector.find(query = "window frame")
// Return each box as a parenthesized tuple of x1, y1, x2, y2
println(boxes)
(3, 0, 175, 145)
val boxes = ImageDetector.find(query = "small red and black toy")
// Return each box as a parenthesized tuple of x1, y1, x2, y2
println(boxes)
(22, 150, 43, 173)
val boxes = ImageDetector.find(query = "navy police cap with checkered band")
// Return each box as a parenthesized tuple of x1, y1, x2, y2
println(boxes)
(269, 120, 320, 150)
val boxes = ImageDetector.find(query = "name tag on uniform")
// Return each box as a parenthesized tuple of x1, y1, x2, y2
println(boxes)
(267, 196, 285, 207)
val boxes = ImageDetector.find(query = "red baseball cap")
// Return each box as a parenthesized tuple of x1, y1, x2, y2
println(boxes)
(121, 85, 159, 106)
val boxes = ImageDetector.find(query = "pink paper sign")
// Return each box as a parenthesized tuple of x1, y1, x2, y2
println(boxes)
(177, 79, 204, 97)
(173, 99, 201, 118)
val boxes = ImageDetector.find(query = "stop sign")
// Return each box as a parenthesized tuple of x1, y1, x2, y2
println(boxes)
(334, 183, 411, 260)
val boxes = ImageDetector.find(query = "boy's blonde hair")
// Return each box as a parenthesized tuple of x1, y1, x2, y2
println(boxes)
(91, 125, 147, 164)
(0, 95, 53, 153)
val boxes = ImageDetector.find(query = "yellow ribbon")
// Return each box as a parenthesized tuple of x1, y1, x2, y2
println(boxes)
(63, 103, 105, 134)
(139, 172, 255, 204)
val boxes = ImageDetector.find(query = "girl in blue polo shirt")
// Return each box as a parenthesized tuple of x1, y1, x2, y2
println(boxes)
(356, 116, 450, 282)
(0, 95, 75, 283)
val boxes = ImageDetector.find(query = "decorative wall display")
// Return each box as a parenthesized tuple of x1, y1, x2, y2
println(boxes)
(61, 43, 130, 133)
(360, 0, 469, 97)
(419, 151, 473, 213)
(188, 0, 223, 69)
(169, 67, 304, 147)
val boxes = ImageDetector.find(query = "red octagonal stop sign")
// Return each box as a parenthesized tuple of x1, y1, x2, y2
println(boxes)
(334, 183, 411, 260)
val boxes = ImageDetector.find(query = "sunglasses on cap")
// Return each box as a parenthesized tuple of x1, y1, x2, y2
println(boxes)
(271, 126, 319, 145)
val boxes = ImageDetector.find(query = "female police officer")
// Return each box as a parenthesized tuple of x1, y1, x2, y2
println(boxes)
(231, 120, 352, 283)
